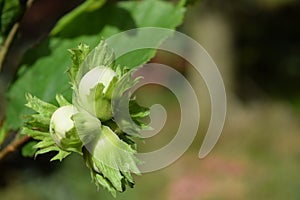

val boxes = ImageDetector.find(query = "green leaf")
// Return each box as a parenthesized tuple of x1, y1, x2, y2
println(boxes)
(75, 41, 115, 82)
(24, 93, 57, 130)
(6, 0, 185, 130)
(83, 148, 117, 197)
(91, 125, 139, 175)
(94, 174, 117, 197)
(51, 0, 107, 36)
(50, 150, 71, 162)
(21, 141, 37, 157)
(25, 93, 57, 117)
(111, 71, 150, 137)
(6, 36, 99, 130)
(111, 0, 186, 68)
(22, 127, 71, 162)
(80, 119, 139, 195)
(52, 0, 186, 69)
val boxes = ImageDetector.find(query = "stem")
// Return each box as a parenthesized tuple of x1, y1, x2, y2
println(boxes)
(0, 24, 19, 72)
(0, 0, 35, 161)
(0, 134, 31, 160)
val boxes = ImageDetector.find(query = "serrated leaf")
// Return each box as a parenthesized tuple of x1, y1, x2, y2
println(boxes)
(26, 113, 51, 130)
(68, 43, 90, 85)
(32, 139, 54, 151)
(111, 72, 150, 137)
(55, 94, 70, 107)
(81, 123, 140, 195)
(25, 93, 57, 116)
(23, 94, 57, 130)
(94, 174, 117, 197)
(122, 171, 134, 185)
(91, 125, 139, 174)
(21, 127, 72, 161)
(23, 129, 48, 140)
(83, 148, 117, 197)
(75, 41, 115, 82)
(50, 150, 71, 162)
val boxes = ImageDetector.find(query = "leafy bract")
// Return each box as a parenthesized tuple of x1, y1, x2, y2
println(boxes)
(22, 93, 82, 161)
(6, 0, 185, 131)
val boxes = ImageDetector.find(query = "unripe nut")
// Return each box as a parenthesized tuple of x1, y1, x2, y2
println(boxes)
(50, 105, 78, 146)
(79, 66, 116, 98)
(78, 66, 117, 120)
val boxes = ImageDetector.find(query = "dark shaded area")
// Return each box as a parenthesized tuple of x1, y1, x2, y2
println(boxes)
(0, 148, 59, 188)
(19, 0, 83, 40)
(205, 0, 300, 102)
(16, 38, 51, 73)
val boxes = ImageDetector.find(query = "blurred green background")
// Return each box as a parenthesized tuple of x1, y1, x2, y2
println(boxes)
(1, 0, 300, 199)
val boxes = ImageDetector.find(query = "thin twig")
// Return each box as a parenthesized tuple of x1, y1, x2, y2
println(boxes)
(0, 0, 35, 160)
(0, 135, 30, 160)
(0, 0, 35, 72)
(0, 24, 19, 72)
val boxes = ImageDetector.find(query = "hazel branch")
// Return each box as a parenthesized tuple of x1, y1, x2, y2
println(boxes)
(0, 134, 31, 160)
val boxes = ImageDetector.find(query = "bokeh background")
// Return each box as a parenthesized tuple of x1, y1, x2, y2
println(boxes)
(1, 0, 300, 199)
